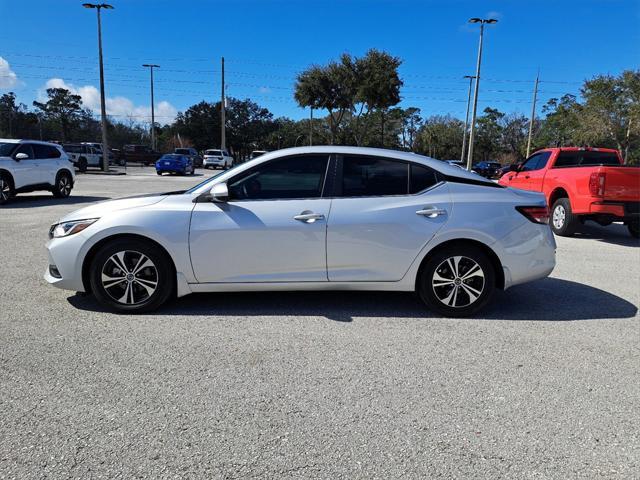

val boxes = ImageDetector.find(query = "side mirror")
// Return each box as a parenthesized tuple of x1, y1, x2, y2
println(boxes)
(210, 182, 229, 202)
(14, 153, 28, 161)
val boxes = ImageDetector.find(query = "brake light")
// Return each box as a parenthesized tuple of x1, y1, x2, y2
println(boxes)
(589, 172, 606, 197)
(516, 206, 549, 225)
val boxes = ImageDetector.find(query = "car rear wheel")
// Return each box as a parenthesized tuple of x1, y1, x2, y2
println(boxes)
(89, 238, 174, 313)
(52, 171, 73, 198)
(417, 245, 495, 317)
(0, 173, 14, 205)
(550, 198, 579, 236)
(77, 157, 88, 173)
(628, 221, 640, 239)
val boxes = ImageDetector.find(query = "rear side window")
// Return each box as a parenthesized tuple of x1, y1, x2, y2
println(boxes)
(33, 144, 61, 159)
(228, 155, 329, 200)
(342, 156, 408, 197)
(410, 164, 439, 193)
(554, 152, 580, 168)
(580, 151, 620, 166)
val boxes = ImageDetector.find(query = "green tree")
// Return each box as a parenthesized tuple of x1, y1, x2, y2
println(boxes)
(32, 88, 83, 141)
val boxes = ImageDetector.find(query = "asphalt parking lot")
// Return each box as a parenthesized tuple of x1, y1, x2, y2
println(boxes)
(1, 168, 638, 479)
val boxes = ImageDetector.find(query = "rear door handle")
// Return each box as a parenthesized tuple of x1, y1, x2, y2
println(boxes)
(416, 207, 446, 218)
(294, 211, 325, 223)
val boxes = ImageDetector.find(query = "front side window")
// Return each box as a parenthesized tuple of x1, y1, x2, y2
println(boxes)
(228, 155, 329, 200)
(341, 156, 408, 197)
(14, 143, 35, 160)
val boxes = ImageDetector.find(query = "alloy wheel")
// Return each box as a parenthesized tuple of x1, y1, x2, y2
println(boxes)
(552, 205, 565, 229)
(431, 256, 485, 308)
(59, 176, 71, 196)
(101, 250, 159, 305)
(0, 178, 10, 202)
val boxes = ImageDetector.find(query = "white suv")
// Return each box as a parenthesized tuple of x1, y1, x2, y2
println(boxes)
(203, 149, 233, 169)
(63, 143, 103, 172)
(0, 139, 75, 205)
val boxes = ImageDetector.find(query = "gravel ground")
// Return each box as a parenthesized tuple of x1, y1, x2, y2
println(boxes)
(1, 168, 638, 479)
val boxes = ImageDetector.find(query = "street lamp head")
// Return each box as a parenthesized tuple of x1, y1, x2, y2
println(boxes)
(468, 17, 482, 23)
(82, 3, 114, 8)
(143, 64, 160, 68)
(463, 75, 476, 79)
(101, 4, 114, 8)
(485, 18, 498, 24)
(82, 3, 96, 8)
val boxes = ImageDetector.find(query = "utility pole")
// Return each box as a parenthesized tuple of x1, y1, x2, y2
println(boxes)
(83, 3, 114, 172)
(309, 107, 313, 146)
(461, 75, 475, 162)
(526, 72, 540, 158)
(466, 17, 498, 170)
(142, 64, 159, 151)
(221, 56, 226, 152)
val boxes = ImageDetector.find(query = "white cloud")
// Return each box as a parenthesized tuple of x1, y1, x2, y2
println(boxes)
(0, 57, 19, 89)
(40, 78, 178, 124)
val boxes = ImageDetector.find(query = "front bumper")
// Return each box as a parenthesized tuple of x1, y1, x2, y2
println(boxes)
(156, 165, 187, 173)
(44, 235, 87, 292)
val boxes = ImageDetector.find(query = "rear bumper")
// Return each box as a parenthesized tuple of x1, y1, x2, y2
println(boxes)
(589, 201, 639, 219)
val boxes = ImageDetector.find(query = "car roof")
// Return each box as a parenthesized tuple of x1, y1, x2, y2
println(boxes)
(0, 138, 62, 147)
(244, 146, 494, 184)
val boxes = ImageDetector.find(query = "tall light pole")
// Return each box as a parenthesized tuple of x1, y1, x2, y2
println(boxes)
(83, 3, 113, 172)
(142, 64, 159, 151)
(526, 71, 540, 158)
(466, 17, 498, 170)
(460, 75, 475, 162)
(309, 107, 313, 146)
(220, 57, 226, 152)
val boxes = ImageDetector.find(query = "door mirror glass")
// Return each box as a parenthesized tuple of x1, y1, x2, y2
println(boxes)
(15, 152, 29, 161)
(210, 182, 229, 202)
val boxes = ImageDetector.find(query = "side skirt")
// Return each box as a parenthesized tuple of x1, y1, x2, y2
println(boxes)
(188, 281, 414, 293)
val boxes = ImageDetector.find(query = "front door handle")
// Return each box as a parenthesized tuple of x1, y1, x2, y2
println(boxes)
(294, 211, 325, 223)
(416, 207, 446, 218)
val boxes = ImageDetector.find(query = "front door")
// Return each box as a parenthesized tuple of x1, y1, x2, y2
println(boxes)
(190, 154, 332, 283)
(327, 155, 451, 282)
(10, 143, 40, 188)
(505, 152, 550, 192)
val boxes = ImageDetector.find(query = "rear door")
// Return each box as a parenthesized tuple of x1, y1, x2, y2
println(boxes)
(326, 155, 451, 282)
(33, 144, 62, 185)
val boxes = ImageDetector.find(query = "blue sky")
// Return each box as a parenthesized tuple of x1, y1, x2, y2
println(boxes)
(0, 0, 638, 125)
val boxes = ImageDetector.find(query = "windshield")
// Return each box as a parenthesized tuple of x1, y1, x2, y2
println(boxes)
(0, 142, 17, 157)
(160, 154, 183, 160)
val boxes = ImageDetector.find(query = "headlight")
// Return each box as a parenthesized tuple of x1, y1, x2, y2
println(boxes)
(50, 218, 98, 239)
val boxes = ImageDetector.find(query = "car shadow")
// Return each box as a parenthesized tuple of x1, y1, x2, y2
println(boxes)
(67, 277, 637, 322)
(4, 195, 110, 208)
(571, 222, 639, 247)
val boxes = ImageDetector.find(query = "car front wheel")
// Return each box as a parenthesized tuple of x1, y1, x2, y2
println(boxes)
(0, 172, 14, 205)
(89, 238, 174, 313)
(417, 245, 495, 317)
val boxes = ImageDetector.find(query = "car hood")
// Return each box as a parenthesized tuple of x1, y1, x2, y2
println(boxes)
(57, 192, 177, 223)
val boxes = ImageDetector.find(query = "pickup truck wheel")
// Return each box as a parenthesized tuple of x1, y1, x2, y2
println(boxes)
(628, 221, 640, 239)
(118, 159, 126, 166)
(78, 157, 88, 173)
(0, 173, 14, 205)
(52, 171, 73, 198)
(550, 198, 579, 237)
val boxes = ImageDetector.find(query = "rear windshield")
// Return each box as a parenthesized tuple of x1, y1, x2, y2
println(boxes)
(205, 150, 222, 155)
(175, 149, 190, 154)
(555, 151, 620, 167)
(63, 145, 83, 153)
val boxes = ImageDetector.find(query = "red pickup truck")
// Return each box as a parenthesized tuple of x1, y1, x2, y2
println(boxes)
(499, 147, 640, 238)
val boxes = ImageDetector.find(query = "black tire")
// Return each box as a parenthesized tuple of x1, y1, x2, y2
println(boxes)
(89, 238, 174, 313)
(52, 171, 73, 198)
(417, 244, 495, 318)
(550, 198, 579, 237)
(628, 221, 640, 239)
(78, 157, 88, 173)
(156, 171, 162, 176)
(0, 172, 15, 205)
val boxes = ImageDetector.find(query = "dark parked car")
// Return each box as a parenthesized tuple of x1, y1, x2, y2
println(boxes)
(496, 163, 520, 178)
(116, 145, 162, 166)
(473, 161, 502, 178)
(174, 147, 203, 167)
(155, 154, 194, 176)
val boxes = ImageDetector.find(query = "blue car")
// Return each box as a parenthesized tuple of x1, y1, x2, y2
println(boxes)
(155, 154, 194, 176)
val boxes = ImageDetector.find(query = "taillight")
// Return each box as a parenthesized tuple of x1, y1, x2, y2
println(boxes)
(589, 172, 606, 197)
(516, 206, 549, 225)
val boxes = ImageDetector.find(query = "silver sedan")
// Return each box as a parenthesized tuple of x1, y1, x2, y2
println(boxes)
(45, 146, 556, 317)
